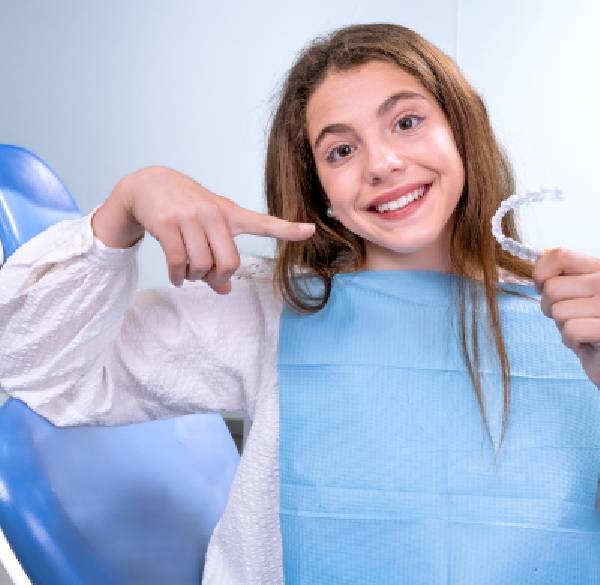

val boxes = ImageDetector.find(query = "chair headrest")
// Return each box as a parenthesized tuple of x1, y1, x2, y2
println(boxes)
(0, 144, 80, 263)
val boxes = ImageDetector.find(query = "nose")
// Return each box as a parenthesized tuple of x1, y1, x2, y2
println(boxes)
(364, 143, 407, 185)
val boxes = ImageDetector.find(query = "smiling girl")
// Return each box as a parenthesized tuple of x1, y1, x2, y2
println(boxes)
(306, 60, 464, 273)
(2, 23, 600, 585)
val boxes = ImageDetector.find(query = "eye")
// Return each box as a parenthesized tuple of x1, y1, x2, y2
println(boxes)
(326, 143, 355, 163)
(395, 115, 423, 131)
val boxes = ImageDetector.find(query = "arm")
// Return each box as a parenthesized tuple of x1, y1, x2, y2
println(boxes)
(0, 208, 276, 426)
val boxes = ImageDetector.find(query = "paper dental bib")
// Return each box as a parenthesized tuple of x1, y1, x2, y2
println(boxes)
(277, 270, 600, 585)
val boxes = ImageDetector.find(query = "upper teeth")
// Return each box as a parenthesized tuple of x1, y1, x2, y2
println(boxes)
(375, 185, 426, 212)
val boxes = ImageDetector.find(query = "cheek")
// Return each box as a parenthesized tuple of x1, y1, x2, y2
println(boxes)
(429, 127, 464, 180)
(317, 164, 359, 205)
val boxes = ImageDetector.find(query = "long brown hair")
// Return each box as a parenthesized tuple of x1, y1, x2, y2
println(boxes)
(265, 23, 535, 448)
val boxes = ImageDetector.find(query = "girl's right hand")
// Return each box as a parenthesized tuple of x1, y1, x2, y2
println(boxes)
(92, 166, 316, 294)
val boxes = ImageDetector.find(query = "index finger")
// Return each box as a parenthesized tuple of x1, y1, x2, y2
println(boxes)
(229, 206, 316, 241)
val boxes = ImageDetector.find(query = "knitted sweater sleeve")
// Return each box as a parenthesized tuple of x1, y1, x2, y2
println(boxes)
(0, 207, 278, 426)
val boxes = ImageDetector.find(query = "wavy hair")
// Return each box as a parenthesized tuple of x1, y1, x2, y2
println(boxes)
(265, 23, 535, 448)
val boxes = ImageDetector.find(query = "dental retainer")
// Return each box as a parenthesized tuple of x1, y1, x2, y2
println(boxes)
(492, 187, 600, 351)
(491, 186, 563, 263)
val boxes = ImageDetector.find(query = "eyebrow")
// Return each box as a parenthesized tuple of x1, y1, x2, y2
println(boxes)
(313, 90, 427, 150)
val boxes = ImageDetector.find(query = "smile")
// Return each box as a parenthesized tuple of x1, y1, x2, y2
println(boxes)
(372, 184, 429, 213)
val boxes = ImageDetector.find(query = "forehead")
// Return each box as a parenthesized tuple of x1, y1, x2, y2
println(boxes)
(306, 61, 432, 139)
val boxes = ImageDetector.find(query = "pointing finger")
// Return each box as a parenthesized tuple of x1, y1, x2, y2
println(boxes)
(229, 206, 316, 241)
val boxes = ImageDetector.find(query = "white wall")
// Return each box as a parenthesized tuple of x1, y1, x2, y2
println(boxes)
(0, 0, 457, 289)
(458, 0, 600, 257)
(4, 1, 596, 284)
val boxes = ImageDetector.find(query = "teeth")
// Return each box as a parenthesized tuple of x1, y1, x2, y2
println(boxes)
(375, 185, 426, 213)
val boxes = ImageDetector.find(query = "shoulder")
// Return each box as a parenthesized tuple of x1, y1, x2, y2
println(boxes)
(176, 255, 275, 294)
(134, 255, 279, 321)
(232, 254, 275, 281)
(230, 256, 282, 330)
(183, 254, 281, 327)
(130, 256, 281, 357)
(177, 254, 279, 308)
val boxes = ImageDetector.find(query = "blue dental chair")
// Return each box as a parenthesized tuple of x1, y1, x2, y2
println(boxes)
(0, 145, 240, 585)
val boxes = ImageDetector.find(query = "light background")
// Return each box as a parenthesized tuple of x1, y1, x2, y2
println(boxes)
(2, 0, 597, 290)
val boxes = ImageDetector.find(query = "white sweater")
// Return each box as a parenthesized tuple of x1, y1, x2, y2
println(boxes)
(0, 209, 285, 584)
(0, 209, 533, 584)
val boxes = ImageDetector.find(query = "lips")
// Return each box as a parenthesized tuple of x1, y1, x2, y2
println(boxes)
(366, 182, 432, 210)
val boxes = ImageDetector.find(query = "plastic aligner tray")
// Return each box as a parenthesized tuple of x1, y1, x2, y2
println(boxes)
(492, 187, 600, 352)
(491, 186, 563, 263)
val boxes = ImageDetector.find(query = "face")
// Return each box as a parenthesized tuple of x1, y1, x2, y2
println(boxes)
(306, 60, 465, 272)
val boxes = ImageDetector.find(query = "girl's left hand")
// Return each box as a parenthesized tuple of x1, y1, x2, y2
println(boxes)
(533, 248, 600, 388)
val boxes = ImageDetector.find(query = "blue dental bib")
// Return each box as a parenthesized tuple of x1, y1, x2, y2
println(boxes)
(277, 270, 600, 584)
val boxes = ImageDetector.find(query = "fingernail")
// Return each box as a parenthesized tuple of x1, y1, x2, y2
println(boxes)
(299, 223, 315, 232)
(215, 279, 232, 293)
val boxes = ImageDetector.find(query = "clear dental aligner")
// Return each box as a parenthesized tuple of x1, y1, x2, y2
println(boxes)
(491, 186, 564, 263)
(492, 187, 600, 351)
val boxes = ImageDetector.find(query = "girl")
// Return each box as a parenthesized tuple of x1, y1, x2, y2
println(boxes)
(2, 23, 600, 585)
